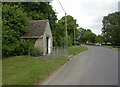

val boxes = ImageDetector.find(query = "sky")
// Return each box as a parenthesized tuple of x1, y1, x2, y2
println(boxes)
(51, 0, 119, 35)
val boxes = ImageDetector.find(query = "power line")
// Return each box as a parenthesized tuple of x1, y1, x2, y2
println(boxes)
(58, 0, 68, 54)
(58, 0, 67, 38)
(58, 0, 66, 14)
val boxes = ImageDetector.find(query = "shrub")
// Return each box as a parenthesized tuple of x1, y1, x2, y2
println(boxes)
(2, 4, 29, 57)
(30, 47, 43, 57)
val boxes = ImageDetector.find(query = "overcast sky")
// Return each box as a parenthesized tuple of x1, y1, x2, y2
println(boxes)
(51, 0, 119, 35)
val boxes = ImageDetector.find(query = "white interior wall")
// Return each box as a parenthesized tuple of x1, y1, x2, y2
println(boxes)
(48, 37, 51, 54)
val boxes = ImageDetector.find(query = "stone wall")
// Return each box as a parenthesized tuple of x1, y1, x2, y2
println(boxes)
(34, 37, 43, 52)
(43, 21, 53, 55)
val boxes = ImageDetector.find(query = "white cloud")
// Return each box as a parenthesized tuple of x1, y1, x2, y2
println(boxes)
(51, 0, 119, 35)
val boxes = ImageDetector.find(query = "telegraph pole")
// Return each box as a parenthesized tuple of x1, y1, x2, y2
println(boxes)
(58, 0, 68, 54)
(74, 28, 75, 45)
(65, 12, 68, 45)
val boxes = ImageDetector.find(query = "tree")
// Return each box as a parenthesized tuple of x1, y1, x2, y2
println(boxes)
(78, 28, 97, 44)
(102, 12, 120, 46)
(13, 2, 58, 46)
(96, 35, 103, 44)
(57, 15, 78, 46)
(21, 2, 58, 46)
(2, 4, 30, 57)
(2, 2, 58, 57)
(77, 28, 86, 43)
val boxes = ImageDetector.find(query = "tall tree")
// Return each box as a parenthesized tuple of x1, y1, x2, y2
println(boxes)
(77, 28, 97, 44)
(77, 28, 86, 43)
(2, 2, 58, 57)
(2, 4, 29, 57)
(102, 12, 120, 46)
(57, 15, 78, 46)
(96, 35, 104, 44)
(15, 2, 58, 46)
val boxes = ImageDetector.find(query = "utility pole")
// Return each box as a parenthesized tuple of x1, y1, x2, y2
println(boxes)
(118, 1, 120, 12)
(65, 12, 68, 45)
(74, 28, 75, 45)
(58, 0, 68, 54)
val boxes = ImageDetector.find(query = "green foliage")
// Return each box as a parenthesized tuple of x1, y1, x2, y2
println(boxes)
(102, 12, 120, 46)
(2, 2, 58, 57)
(84, 29, 96, 43)
(67, 35, 72, 46)
(30, 48, 43, 57)
(15, 39, 36, 56)
(77, 28, 97, 44)
(57, 15, 78, 46)
(2, 4, 29, 57)
(96, 35, 104, 44)
(20, 2, 58, 46)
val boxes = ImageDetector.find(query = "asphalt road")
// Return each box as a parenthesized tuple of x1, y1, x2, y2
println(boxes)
(42, 46, 118, 85)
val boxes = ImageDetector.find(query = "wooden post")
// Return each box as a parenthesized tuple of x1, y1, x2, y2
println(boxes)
(28, 47, 30, 57)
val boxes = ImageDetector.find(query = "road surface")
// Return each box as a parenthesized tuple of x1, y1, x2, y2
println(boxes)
(41, 46, 118, 85)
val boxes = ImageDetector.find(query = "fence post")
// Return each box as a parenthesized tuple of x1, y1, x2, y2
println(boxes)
(56, 46, 58, 57)
(64, 45, 66, 55)
(61, 46, 63, 56)
(28, 47, 30, 57)
(58, 46, 60, 57)
(53, 47, 55, 58)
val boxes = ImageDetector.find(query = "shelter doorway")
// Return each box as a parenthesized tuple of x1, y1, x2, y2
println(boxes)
(46, 37, 49, 54)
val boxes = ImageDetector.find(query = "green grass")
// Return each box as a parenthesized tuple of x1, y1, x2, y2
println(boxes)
(2, 46, 88, 85)
(2, 56, 67, 85)
(0, 60, 1, 86)
(68, 45, 88, 55)
(102, 46, 120, 51)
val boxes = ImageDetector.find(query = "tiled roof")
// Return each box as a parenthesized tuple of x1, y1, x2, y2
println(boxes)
(21, 20, 48, 38)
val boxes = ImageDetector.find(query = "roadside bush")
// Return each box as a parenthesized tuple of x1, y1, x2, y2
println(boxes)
(2, 4, 29, 57)
(30, 48, 43, 57)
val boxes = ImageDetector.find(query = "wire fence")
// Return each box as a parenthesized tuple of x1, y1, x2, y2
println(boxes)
(53, 46, 68, 58)
(28, 45, 68, 58)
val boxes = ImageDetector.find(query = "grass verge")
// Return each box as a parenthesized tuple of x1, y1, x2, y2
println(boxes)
(2, 56, 67, 85)
(68, 45, 88, 55)
(3, 46, 88, 85)
(102, 46, 120, 51)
